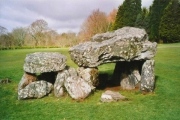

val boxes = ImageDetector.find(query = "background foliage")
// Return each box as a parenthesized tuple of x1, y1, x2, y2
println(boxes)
(1, 0, 179, 50)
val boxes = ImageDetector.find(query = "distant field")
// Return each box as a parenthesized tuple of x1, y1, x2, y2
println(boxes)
(0, 43, 180, 120)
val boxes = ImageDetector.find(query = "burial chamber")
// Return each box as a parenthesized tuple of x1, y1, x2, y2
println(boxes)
(18, 27, 157, 100)
(69, 27, 157, 91)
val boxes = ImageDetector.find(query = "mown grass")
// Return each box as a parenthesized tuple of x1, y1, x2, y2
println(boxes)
(0, 43, 180, 120)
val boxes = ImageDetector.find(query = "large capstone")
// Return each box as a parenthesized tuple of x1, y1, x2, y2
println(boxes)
(24, 52, 66, 73)
(69, 27, 157, 67)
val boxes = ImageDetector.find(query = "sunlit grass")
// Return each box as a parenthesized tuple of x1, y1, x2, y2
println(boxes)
(0, 43, 180, 120)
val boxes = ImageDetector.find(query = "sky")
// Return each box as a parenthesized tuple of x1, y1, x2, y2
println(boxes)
(0, 0, 153, 33)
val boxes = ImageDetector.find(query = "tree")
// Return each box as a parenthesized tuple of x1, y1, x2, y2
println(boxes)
(79, 9, 109, 41)
(58, 31, 78, 47)
(113, 0, 141, 30)
(12, 27, 27, 47)
(148, 0, 170, 42)
(28, 19, 48, 46)
(0, 26, 8, 35)
(135, 7, 149, 29)
(0, 33, 14, 49)
(107, 9, 118, 31)
(0, 26, 13, 49)
(159, 0, 180, 43)
(44, 29, 58, 47)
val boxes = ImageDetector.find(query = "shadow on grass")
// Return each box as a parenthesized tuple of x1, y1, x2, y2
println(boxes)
(97, 73, 160, 92)
(154, 75, 159, 90)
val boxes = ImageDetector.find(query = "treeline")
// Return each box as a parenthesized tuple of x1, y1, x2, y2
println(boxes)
(113, 0, 180, 43)
(0, 0, 179, 49)
(0, 20, 79, 50)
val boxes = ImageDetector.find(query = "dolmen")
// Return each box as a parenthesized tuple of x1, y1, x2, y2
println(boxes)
(18, 52, 97, 100)
(18, 27, 157, 101)
(69, 27, 157, 92)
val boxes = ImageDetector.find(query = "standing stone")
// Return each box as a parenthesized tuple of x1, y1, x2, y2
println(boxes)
(23, 52, 67, 73)
(140, 60, 155, 92)
(18, 80, 53, 100)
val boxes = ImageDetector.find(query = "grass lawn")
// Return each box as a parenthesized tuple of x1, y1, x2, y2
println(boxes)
(0, 43, 180, 120)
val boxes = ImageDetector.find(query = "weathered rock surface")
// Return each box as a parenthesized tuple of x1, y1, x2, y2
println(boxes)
(18, 80, 53, 100)
(100, 90, 126, 102)
(140, 60, 155, 92)
(18, 72, 37, 91)
(120, 73, 135, 90)
(77, 67, 99, 87)
(24, 52, 66, 73)
(69, 27, 157, 67)
(54, 67, 69, 97)
(120, 68, 141, 90)
(54, 67, 95, 99)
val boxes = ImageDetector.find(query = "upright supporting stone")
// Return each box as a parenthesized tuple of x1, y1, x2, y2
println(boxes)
(112, 61, 142, 90)
(140, 60, 155, 92)
(77, 67, 99, 87)
(64, 68, 93, 100)
(54, 67, 94, 100)
(120, 73, 136, 90)
(54, 69, 69, 97)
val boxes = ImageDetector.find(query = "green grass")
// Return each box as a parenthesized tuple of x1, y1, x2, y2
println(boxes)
(0, 43, 180, 120)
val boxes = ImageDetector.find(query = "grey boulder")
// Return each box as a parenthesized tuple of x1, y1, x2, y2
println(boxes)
(100, 90, 126, 102)
(69, 27, 157, 67)
(24, 52, 66, 73)
(54, 67, 94, 100)
(18, 80, 53, 100)
(140, 60, 155, 92)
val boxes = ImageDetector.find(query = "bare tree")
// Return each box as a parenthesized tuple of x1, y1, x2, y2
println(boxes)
(44, 29, 58, 47)
(0, 26, 8, 49)
(57, 31, 78, 47)
(28, 19, 48, 47)
(0, 26, 8, 35)
(12, 27, 27, 47)
(79, 9, 109, 41)
(0, 33, 14, 49)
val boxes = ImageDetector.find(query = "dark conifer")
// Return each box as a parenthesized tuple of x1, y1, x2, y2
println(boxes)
(148, 0, 170, 42)
(113, 0, 141, 30)
(159, 0, 180, 43)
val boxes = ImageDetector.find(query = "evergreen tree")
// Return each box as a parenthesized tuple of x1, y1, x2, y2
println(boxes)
(113, 0, 141, 30)
(148, 0, 170, 42)
(159, 0, 180, 43)
(135, 7, 149, 29)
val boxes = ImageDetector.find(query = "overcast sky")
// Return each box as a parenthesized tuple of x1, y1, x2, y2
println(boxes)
(0, 0, 153, 33)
